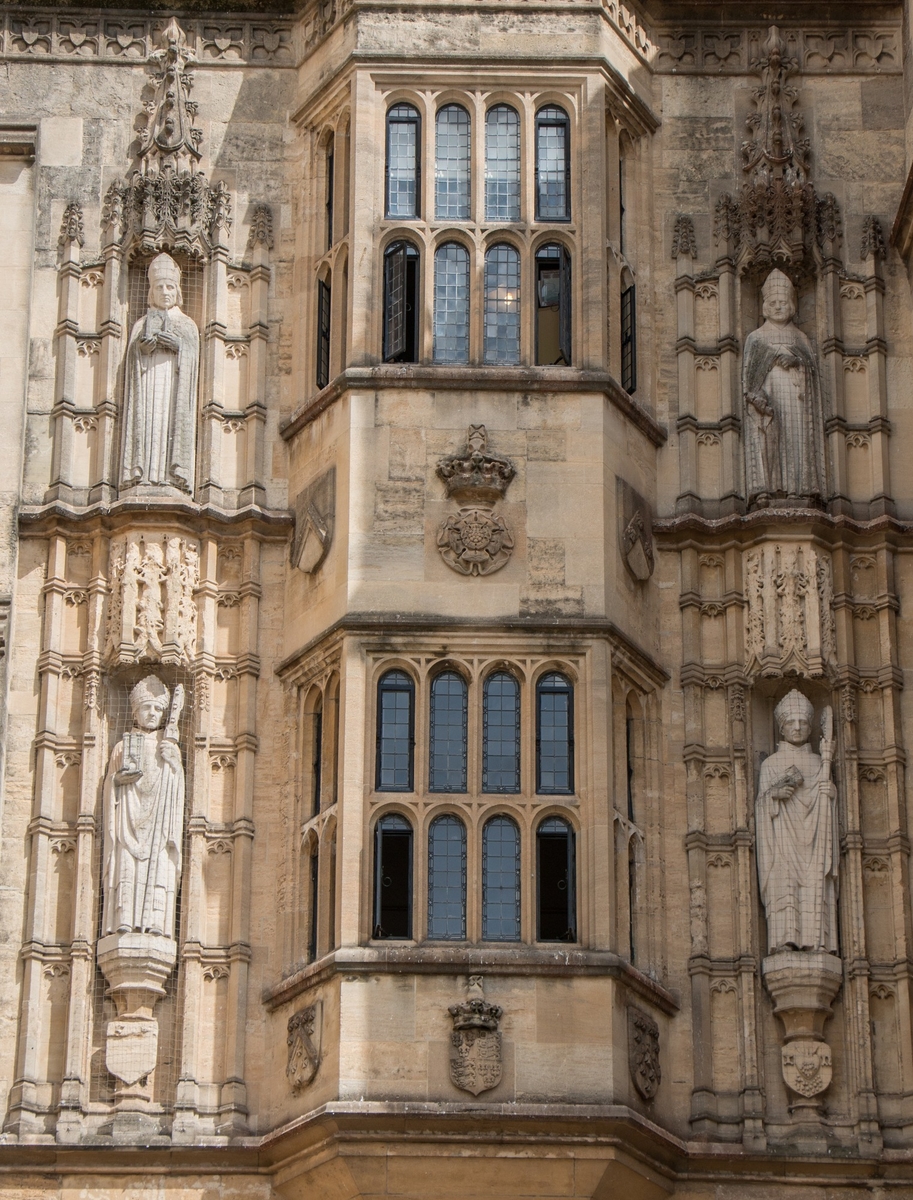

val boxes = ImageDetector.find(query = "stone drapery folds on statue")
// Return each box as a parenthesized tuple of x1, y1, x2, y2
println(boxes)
(742, 270, 827, 507)
(120, 253, 199, 494)
(756, 689, 839, 954)
(102, 675, 186, 938)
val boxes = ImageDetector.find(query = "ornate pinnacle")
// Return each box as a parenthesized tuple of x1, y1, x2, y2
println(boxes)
(59, 202, 85, 248)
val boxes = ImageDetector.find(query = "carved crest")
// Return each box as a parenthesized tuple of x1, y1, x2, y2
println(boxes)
(448, 976, 503, 1096)
(287, 1003, 321, 1092)
(436, 427, 516, 577)
(292, 468, 335, 575)
(628, 1006, 661, 1101)
(781, 1038, 832, 1098)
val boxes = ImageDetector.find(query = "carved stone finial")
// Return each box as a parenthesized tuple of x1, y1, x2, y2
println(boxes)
(742, 26, 810, 186)
(59, 202, 85, 248)
(141, 18, 201, 176)
(671, 214, 697, 259)
(861, 215, 887, 261)
(101, 182, 125, 234)
(248, 203, 274, 250)
(448, 976, 502, 1096)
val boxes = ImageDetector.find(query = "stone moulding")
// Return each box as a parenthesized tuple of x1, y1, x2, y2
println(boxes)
(654, 24, 900, 74)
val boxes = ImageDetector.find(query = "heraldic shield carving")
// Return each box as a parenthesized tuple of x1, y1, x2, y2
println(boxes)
(782, 1038, 832, 1099)
(448, 975, 503, 1096)
(286, 1003, 321, 1092)
(628, 1006, 661, 1101)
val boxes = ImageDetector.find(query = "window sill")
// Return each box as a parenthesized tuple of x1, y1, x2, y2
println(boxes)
(280, 365, 666, 447)
(262, 944, 679, 1014)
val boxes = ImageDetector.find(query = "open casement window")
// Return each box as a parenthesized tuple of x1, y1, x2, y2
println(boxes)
(325, 134, 334, 251)
(427, 815, 467, 940)
(383, 241, 420, 363)
(386, 103, 421, 219)
(375, 670, 415, 791)
(311, 702, 323, 814)
(537, 816, 576, 942)
(482, 816, 521, 941)
(373, 814, 413, 939)
(535, 105, 570, 222)
(535, 243, 571, 365)
(536, 672, 574, 793)
(316, 277, 331, 389)
(307, 844, 319, 961)
(621, 279, 636, 394)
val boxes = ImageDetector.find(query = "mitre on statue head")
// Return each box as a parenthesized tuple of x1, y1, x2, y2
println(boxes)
(147, 252, 181, 284)
(761, 268, 795, 303)
(130, 674, 171, 710)
(774, 688, 814, 727)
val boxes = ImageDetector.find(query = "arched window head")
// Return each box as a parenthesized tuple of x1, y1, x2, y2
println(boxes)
(536, 672, 574, 794)
(535, 105, 570, 221)
(485, 105, 520, 221)
(482, 816, 521, 941)
(435, 105, 470, 220)
(433, 244, 470, 365)
(376, 670, 415, 791)
(535, 244, 571, 366)
(429, 670, 468, 791)
(373, 814, 413, 939)
(386, 103, 421, 218)
(482, 671, 520, 792)
(428, 815, 467, 939)
(383, 240, 420, 363)
(537, 816, 576, 942)
(483, 245, 521, 366)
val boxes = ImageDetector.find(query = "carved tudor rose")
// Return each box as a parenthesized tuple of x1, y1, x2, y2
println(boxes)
(448, 975, 502, 1096)
(628, 1006, 661, 1101)
(286, 1003, 321, 1091)
(436, 426, 516, 578)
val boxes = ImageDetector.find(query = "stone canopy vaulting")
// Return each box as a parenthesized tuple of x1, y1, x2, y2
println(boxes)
(2, 0, 913, 1194)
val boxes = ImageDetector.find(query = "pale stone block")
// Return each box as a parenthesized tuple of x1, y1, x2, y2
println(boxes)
(40, 117, 83, 166)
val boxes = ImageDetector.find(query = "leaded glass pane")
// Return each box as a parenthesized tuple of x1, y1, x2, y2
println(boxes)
(483, 245, 520, 365)
(428, 816, 466, 939)
(482, 671, 520, 792)
(433, 244, 470, 365)
(536, 672, 573, 794)
(482, 816, 520, 940)
(485, 105, 520, 221)
(387, 103, 420, 219)
(435, 105, 470, 220)
(429, 671, 468, 790)
(376, 671, 414, 791)
(536, 105, 569, 221)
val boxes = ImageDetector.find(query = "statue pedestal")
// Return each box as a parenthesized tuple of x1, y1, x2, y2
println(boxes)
(97, 933, 176, 1111)
(762, 951, 842, 1114)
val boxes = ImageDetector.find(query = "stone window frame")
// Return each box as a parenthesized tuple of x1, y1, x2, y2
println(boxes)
(365, 653, 583, 945)
(311, 109, 351, 389)
(378, 85, 580, 366)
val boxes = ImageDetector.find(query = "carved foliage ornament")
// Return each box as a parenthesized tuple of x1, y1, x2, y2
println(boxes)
(448, 975, 503, 1096)
(436, 427, 516, 577)
(105, 535, 199, 666)
(628, 1006, 661, 1101)
(744, 543, 836, 681)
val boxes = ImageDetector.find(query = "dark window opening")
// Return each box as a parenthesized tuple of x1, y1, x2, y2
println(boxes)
(312, 705, 323, 815)
(628, 839, 637, 963)
(428, 815, 467, 939)
(376, 670, 415, 791)
(482, 816, 521, 940)
(386, 103, 421, 219)
(325, 138, 335, 250)
(482, 671, 520, 793)
(536, 672, 574, 794)
(317, 277, 331, 390)
(535, 244, 571, 366)
(537, 816, 576, 942)
(626, 714, 635, 821)
(373, 814, 413, 938)
(383, 241, 420, 363)
(535, 105, 570, 221)
(429, 671, 468, 792)
(307, 847, 319, 962)
(621, 283, 636, 394)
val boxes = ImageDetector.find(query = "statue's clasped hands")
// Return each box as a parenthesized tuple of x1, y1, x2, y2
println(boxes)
(773, 346, 800, 369)
(139, 329, 180, 355)
(746, 389, 774, 418)
(158, 740, 181, 769)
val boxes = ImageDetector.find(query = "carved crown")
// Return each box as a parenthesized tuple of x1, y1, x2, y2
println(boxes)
(448, 996, 503, 1033)
(437, 425, 515, 505)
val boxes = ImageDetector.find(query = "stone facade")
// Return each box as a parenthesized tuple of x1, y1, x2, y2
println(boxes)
(0, 0, 911, 1195)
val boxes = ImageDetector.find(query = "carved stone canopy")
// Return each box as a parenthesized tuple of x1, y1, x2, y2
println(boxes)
(437, 425, 515, 505)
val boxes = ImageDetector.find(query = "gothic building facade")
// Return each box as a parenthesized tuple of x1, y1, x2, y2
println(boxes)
(0, 0, 911, 1195)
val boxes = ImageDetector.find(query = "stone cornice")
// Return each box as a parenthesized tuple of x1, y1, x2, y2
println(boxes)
(654, 508, 913, 544)
(18, 498, 294, 540)
(280, 365, 667, 448)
